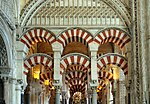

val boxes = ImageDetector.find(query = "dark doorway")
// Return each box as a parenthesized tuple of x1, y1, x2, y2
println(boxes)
(0, 79, 5, 104)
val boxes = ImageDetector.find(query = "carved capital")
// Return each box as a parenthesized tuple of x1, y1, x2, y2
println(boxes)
(9, 78, 17, 84)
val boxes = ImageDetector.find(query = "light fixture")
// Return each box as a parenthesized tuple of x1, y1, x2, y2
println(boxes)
(33, 71, 40, 79)
(51, 86, 55, 90)
(33, 65, 40, 79)
(98, 86, 102, 90)
(112, 66, 120, 80)
(44, 80, 49, 86)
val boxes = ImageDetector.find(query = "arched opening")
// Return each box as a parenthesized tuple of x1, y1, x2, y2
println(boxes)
(62, 42, 89, 56)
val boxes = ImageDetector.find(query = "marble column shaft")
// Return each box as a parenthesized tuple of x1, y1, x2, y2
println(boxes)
(55, 89, 60, 104)
(16, 83, 22, 104)
(4, 79, 9, 104)
(92, 89, 97, 104)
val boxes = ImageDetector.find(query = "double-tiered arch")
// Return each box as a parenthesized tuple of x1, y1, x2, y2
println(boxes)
(97, 53, 128, 75)
(23, 53, 53, 74)
(61, 53, 90, 95)
(60, 53, 90, 73)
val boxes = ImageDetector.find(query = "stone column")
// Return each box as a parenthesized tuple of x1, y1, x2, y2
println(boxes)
(9, 78, 16, 104)
(35, 91, 39, 104)
(89, 42, 98, 83)
(138, 0, 149, 104)
(52, 42, 62, 104)
(89, 42, 98, 104)
(44, 93, 49, 104)
(55, 87, 61, 104)
(24, 85, 31, 104)
(62, 73, 67, 104)
(15, 42, 27, 86)
(88, 90, 92, 104)
(16, 81, 22, 104)
(52, 42, 62, 84)
(4, 78, 9, 104)
(62, 91, 67, 104)
(92, 87, 97, 104)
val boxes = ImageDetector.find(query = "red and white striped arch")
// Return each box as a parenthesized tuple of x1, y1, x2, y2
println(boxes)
(40, 72, 53, 89)
(20, 27, 56, 49)
(24, 53, 53, 74)
(97, 53, 128, 75)
(65, 71, 87, 83)
(94, 28, 131, 49)
(61, 53, 90, 73)
(66, 79, 87, 87)
(98, 79, 107, 87)
(40, 72, 53, 83)
(98, 70, 113, 81)
(70, 84, 86, 94)
(57, 27, 93, 48)
(66, 65, 88, 73)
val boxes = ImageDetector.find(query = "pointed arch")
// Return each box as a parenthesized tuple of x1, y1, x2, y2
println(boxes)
(57, 27, 93, 48)
(94, 28, 131, 49)
(60, 53, 90, 73)
(24, 53, 53, 74)
(20, 27, 56, 50)
(97, 53, 128, 75)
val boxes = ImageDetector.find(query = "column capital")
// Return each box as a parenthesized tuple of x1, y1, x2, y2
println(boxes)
(9, 78, 17, 84)
(53, 80, 62, 86)
(0, 67, 11, 74)
(52, 41, 63, 52)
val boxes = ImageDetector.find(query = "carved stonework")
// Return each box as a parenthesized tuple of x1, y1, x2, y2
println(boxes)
(0, 0, 15, 23)
(131, 0, 141, 103)
(0, 35, 8, 67)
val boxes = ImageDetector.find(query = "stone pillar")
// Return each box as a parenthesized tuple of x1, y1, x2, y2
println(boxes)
(89, 43, 98, 82)
(112, 79, 119, 104)
(62, 91, 67, 104)
(89, 42, 98, 104)
(126, 46, 132, 104)
(24, 85, 31, 104)
(55, 87, 61, 104)
(44, 93, 49, 104)
(52, 42, 62, 84)
(88, 90, 92, 104)
(35, 92, 39, 104)
(4, 79, 9, 104)
(15, 42, 27, 86)
(9, 78, 16, 104)
(52, 42, 62, 104)
(138, 0, 149, 104)
(16, 81, 22, 104)
(92, 88, 97, 104)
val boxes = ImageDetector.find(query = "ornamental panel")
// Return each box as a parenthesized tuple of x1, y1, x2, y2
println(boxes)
(0, 35, 8, 67)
